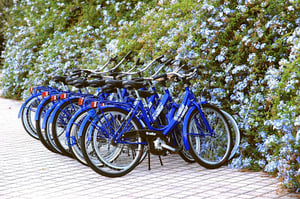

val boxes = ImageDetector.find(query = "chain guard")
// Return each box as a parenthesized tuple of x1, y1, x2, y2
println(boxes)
(148, 133, 169, 155)
(123, 129, 170, 155)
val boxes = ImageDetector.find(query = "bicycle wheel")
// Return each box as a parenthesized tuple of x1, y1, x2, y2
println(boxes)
(51, 98, 81, 157)
(173, 125, 195, 163)
(221, 110, 241, 160)
(44, 108, 64, 154)
(69, 110, 90, 165)
(186, 104, 232, 169)
(81, 107, 145, 177)
(21, 94, 43, 140)
(36, 98, 58, 153)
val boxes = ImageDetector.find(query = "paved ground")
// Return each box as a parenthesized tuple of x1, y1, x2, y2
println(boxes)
(0, 96, 299, 199)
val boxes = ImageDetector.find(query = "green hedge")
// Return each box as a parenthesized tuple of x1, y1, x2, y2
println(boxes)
(0, 0, 299, 192)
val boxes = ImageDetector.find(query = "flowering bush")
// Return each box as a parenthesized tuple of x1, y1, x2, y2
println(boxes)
(0, 0, 299, 192)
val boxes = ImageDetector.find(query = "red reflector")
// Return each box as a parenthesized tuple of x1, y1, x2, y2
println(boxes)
(91, 101, 98, 108)
(51, 95, 57, 101)
(42, 91, 49, 97)
(78, 97, 84, 106)
(29, 87, 33, 93)
(60, 93, 67, 99)
(101, 103, 105, 107)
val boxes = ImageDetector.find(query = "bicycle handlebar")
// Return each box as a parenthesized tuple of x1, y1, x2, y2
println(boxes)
(115, 55, 165, 77)
(95, 55, 118, 72)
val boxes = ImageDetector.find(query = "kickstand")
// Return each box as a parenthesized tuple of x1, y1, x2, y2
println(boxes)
(158, 155, 163, 166)
(148, 150, 151, 170)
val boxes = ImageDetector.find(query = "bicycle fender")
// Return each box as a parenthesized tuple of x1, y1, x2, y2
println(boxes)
(41, 100, 61, 129)
(76, 104, 129, 138)
(65, 106, 91, 137)
(78, 109, 97, 137)
(48, 96, 80, 124)
(182, 106, 196, 151)
(18, 94, 40, 118)
(34, 96, 52, 121)
(78, 105, 142, 139)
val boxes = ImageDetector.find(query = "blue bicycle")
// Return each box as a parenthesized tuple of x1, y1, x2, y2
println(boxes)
(79, 66, 232, 177)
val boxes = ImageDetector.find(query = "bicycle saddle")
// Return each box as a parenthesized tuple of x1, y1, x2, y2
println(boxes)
(101, 84, 117, 93)
(72, 79, 89, 88)
(65, 76, 79, 85)
(88, 73, 103, 79)
(105, 79, 123, 88)
(122, 80, 147, 90)
(87, 79, 106, 88)
(53, 76, 67, 84)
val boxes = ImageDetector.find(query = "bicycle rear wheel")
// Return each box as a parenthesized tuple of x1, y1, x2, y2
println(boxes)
(36, 98, 58, 153)
(186, 104, 232, 169)
(45, 108, 64, 154)
(51, 98, 80, 157)
(173, 125, 195, 163)
(69, 110, 90, 165)
(221, 110, 240, 160)
(21, 94, 43, 140)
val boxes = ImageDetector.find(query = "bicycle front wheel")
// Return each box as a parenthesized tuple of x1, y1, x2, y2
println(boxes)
(186, 104, 232, 169)
(81, 107, 145, 177)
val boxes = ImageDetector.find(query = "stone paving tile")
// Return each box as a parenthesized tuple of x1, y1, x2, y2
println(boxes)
(0, 96, 299, 199)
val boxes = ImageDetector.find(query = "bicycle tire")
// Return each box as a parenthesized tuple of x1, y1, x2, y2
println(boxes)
(186, 104, 232, 169)
(51, 98, 80, 157)
(21, 94, 43, 140)
(81, 107, 144, 177)
(221, 110, 241, 160)
(173, 125, 195, 163)
(69, 110, 90, 165)
(44, 108, 64, 154)
(35, 98, 59, 153)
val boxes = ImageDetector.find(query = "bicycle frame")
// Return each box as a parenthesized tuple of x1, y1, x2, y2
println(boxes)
(109, 86, 215, 150)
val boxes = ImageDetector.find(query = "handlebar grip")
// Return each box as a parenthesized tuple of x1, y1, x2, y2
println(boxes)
(111, 55, 118, 62)
(69, 71, 81, 77)
(109, 71, 120, 77)
(156, 55, 164, 63)
(135, 58, 144, 65)
(81, 69, 93, 75)
(71, 69, 81, 73)
(185, 67, 197, 73)
(52, 76, 66, 84)
(153, 73, 167, 80)
(124, 50, 132, 59)
(165, 58, 173, 66)
(89, 73, 103, 79)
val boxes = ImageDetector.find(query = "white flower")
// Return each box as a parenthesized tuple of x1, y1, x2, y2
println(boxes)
(295, 116, 300, 126)
(240, 24, 247, 31)
(287, 6, 294, 11)
(215, 54, 225, 62)
(223, 8, 231, 15)
(237, 5, 248, 13)
(296, 130, 300, 142)
(247, 53, 256, 65)
(256, 27, 264, 38)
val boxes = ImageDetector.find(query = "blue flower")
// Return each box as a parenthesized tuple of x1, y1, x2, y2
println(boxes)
(264, 160, 278, 173)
